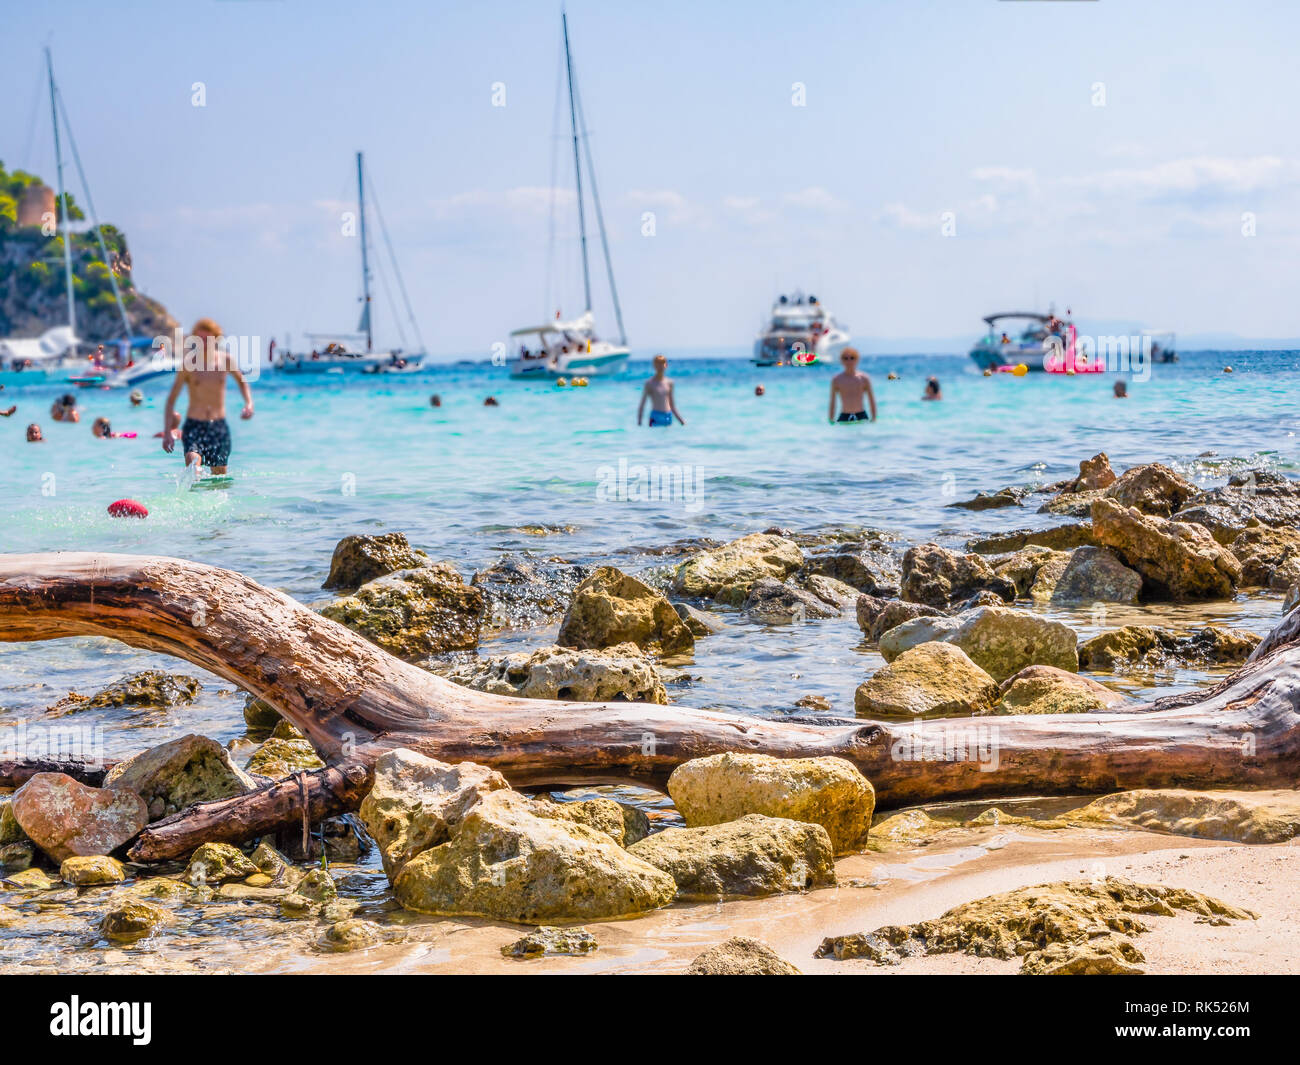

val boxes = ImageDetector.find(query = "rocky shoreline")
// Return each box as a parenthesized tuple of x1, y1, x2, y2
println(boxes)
(3, 452, 1300, 974)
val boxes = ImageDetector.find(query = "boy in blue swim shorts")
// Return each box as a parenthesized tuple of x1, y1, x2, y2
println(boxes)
(638, 354, 685, 428)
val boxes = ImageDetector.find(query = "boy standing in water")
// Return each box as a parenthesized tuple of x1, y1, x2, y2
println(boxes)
(162, 318, 254, 475)
(638, 353, 685, 427)
(829, 347, 876, 423)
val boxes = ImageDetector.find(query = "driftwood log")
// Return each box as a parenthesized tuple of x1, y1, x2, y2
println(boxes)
(1, 552, 1299, 859)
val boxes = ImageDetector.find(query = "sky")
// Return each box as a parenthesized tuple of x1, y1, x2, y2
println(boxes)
(3, 0, 1299, 357)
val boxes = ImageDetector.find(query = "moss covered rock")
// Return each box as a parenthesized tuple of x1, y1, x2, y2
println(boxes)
(671, 533, 804, 605)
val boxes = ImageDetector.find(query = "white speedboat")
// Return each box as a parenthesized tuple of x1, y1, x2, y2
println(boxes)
(505, 13, 629, 380)
(752, 292, 850, 366)
(277, 152, 426, 376)
(0, 326, 80, 387)
(508, 313, 629, 378)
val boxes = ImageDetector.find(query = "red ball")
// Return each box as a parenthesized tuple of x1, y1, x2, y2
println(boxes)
(107, 499, 148, 519)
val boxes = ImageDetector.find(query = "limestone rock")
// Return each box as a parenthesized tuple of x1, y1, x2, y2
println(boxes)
(99, 899, 168, 943)
(182, 842, 257, 886)
(445, 643, 666, 703)
(1078, 625, 1259, 670)
(1091, 498, 1240, 601)
(242, 695, 283, 732)
(899, 544, 1015, 608)
(855, 595, 942, 643)
(629, 814, 836, 900)
(671, 533, 805, 605)
(855, 642, 999, 718)
(10, 773, 147, 863)
(472, 554, 590, 630)
(502, 926, 598, 958)
(685, 937, 801, 975)
(1106, 462, 1198, 517)
(673, 602, 723, 636)
(1074, 453, 1117, 491)
(48, 670, 201, 717)
(1048, 546, 1142, 604)
(1175, 470, 1300, 535)
(322, 532, 429, 590)
(996, 665, 1126, 715)
(1229, 527, 1300, 590)
(743, 577, 838, 624)
(392, 791, 677, 922)
(947, 487, 1024, 511)
(531, 796, 628, 846)
(990, 546, 1068, 598)
(60, 855, 127, 886)
(319, 918, 402, 952)
(245, 737, 325, 779)
(1067, 788, 1300, 844)
(358, 750, 510, 879)
(557, 566, 694, 655)
(103, 734, 256, 821)
(320, 563, 483, 659)
(667, 752, 875, 854)
(879, 605, 1078, 682)
(967, 523, 1096, 555)
(796, 544, 900, 596)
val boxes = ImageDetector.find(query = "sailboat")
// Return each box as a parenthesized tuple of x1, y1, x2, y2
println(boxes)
(277, 152, 426, 375)
(1, 48, 133, 389)
(507, 13, 630, 379)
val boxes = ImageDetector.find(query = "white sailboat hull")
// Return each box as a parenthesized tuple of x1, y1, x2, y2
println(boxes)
(508, 343, 630, 379)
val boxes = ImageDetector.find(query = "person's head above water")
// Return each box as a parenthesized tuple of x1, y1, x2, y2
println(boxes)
(1114, 380, 1128, 397)
(925, 376, 940, 395)
(59, 393, 76, 409)
(430, 394, 442, 408)
(484, 396, 499, 407)
(129, 389, 144, 406)
(26, 423, 42, 442)
(92, 417, 112, 439)
(755, 384, 765, 396)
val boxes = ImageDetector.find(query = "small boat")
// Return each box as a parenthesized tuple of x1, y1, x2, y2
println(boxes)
(277, 152, 426, 375)
(1143, 329, 1178, 364)
(752, 292, 850, 366)
(0, 326, 80, 387)
(505, 13, 629, 380)
(969, 310, 1102, 374)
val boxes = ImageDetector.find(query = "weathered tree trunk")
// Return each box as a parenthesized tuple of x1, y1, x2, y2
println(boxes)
(2, 553, 1299, 847)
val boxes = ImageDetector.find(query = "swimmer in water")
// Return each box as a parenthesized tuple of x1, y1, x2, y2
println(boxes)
(484, 396, 499, 407)
(1114, 380, 1128, 398)
(162, 317, 254, 475)
(26, 423, 43, 442)
(829, 347, 876, 423)
(129, 389, 144, 407)
(51, 393, 80, 423)
(638, 354, 684, 427)
(755, 384, 765, 396)
(922, 376, 942, 401)
(430, 394, 442, 408)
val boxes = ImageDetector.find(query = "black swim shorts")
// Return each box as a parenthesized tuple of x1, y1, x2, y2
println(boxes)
(182, 417, 232, 467)
(836, 411, 870, 422)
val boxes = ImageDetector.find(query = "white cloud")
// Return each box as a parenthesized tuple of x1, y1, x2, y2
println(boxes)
(783, 186, 845, 211)
(1063, 156, 1292, 199)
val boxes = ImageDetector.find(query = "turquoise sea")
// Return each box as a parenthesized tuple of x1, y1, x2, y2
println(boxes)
(1, 348, 1297, 758)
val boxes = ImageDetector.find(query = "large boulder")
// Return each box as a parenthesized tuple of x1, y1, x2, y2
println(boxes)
(899, 544, 1015, 608)
(358, 750, 510, 879)
(671, 533, 804, 605)
(531, 796, 630, 847)
(743, 577, 839, 624)
(102, 734, 257, 822)
(1175, 470, 1300, 535)
(1229, 527, 1300, 590)
(879, 605, 1078, 682)
(628, 814, 836, 900)
(990, 546, 1070, 598)
(322, 532, 430, 590)
(667, 753, 875, 854)
(556, 566, 694, 655)
(686, 937, 801, 975)
(1090, 498, 1240, 601)
(392, 791, 677, 922)
(855, 642, 999, 719)
(444, 643, 666, 703)
(10, 774, 148, 863)
(472, 554, 591, 630)
(320, 563, 484, 658)
(996, 665, 1127, 715)
(1048, 546, 1143, 604)
(1106, 462, 1198, 517)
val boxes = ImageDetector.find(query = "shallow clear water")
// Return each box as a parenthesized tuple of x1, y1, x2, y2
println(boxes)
(1, 348, 1296, 757)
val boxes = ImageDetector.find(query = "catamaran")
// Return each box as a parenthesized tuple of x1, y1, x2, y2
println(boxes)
(507, 13, 629, 379)
(752, 292, 851, 366)
(277, 152, 426, 375)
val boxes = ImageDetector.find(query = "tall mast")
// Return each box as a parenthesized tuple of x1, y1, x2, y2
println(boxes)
(46, 47, 76, 344)
(574, 83, 627, 346)
(357, 150, 373, 352)
(563, 12, 592, 314)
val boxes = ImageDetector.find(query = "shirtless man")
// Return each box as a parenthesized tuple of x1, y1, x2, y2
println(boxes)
(638, 354, 685, 427)
(829, 347, 876, 423)
(162, 318, 253, 475)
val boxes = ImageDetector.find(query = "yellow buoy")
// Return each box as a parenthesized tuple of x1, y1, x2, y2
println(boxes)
(1012, 363, 1029, 377)
(556, 377, 568, 387)
(576, 376, 589, 387)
